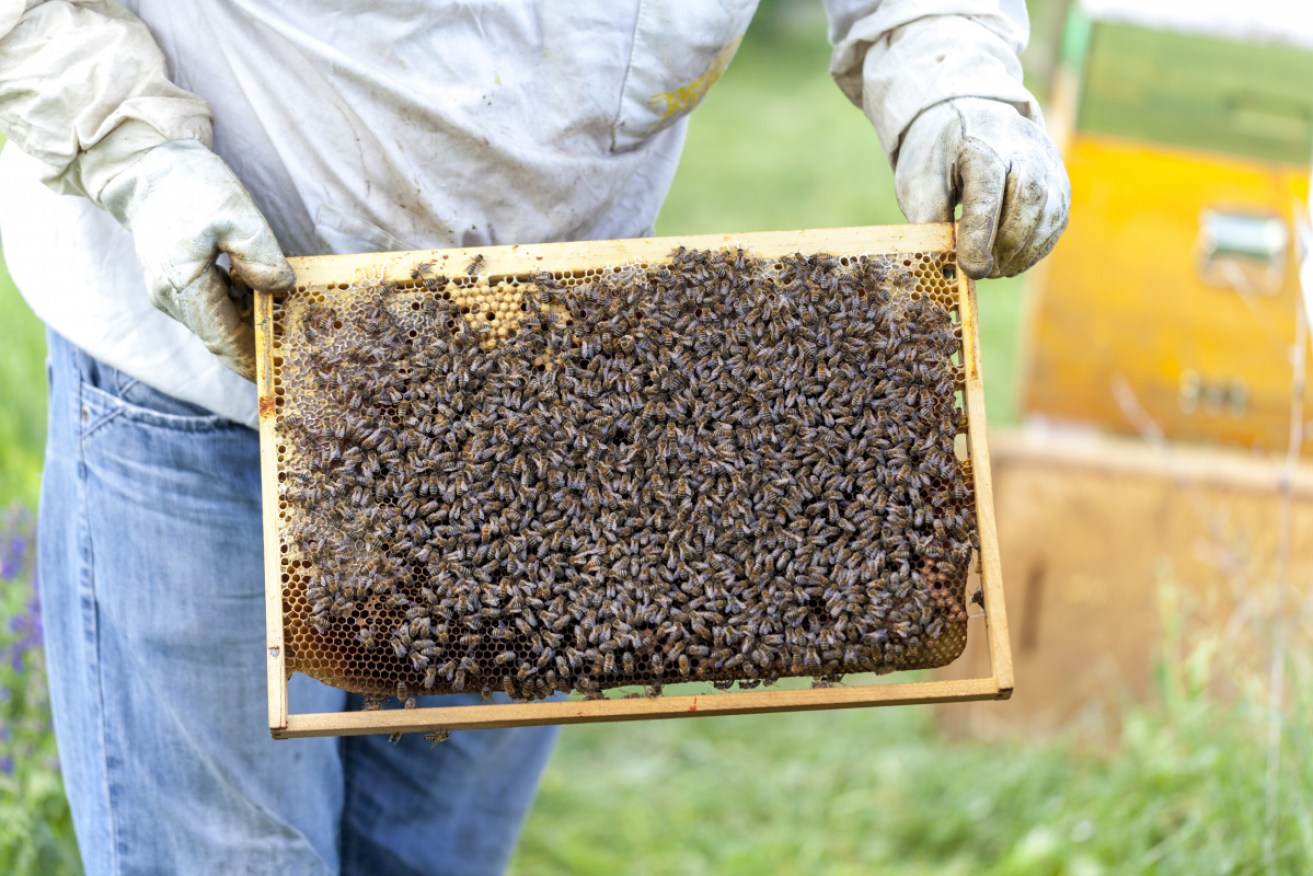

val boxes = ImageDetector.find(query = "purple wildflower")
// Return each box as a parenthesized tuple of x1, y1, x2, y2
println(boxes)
(0, 506, 33, 580)
(1, 506, 41, 669)
(5, 593, 42, 671)
(0, 533, 25, 580)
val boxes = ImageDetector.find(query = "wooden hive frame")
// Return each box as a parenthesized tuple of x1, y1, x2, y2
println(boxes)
(255, 222, 1011, 739)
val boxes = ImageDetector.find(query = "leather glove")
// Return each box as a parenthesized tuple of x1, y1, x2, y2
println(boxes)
(95, 140, 295, 380)
(894, 98, 1070, 279)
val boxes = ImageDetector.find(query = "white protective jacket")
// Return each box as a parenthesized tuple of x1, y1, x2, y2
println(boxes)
(0, 1, 1036, 427)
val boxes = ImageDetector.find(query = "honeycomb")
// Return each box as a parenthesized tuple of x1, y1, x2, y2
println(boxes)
(265, 245, 976, 701)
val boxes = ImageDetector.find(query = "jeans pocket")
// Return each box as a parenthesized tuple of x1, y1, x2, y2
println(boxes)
(79, 358, 240, 439)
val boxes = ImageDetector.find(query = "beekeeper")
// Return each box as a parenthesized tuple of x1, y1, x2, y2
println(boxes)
(0, 1, 1068, 874)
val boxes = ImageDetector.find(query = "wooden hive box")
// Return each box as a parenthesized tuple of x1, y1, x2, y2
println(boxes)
(1022, 4, 1313, 454)
(936, 430, 1313, 739)
(255, 223, 1011, 739)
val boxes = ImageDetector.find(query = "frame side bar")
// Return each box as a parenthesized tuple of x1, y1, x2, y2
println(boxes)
(255, 291, 290, 733)
(957, 271, 1014, 694)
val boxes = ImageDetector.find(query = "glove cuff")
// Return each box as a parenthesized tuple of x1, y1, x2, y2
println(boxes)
(81, 121, 213, 211)
(94, 138, 216, 228)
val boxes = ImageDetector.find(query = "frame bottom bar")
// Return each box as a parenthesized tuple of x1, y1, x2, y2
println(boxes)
(273, 676, 1011, 739)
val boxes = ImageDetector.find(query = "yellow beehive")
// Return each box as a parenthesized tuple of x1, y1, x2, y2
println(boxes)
(1022, 5, 1313, 453)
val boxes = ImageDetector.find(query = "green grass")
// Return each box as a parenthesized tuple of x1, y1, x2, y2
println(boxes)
(513, 605, 1313, 875)
(0, 510, 78, 876)
(0, 213, 46, 509)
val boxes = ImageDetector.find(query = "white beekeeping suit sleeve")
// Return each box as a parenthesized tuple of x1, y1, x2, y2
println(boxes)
(825, 0, 1069, 278)
(0, 0, 293, 379)
(0, 0, 210, 195)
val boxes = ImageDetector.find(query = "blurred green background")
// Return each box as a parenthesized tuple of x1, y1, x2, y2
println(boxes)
(0, 230, 41, 509)
(4, 2, 1312, 874)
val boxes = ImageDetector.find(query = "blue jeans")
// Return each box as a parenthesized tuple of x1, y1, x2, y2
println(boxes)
(38, 331, 557, 875)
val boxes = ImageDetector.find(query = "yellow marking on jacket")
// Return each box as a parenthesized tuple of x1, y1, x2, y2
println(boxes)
(648, 36, 743, 121)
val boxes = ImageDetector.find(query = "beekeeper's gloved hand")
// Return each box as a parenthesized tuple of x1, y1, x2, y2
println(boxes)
(94, 141, 296, 380)
(1, 0, 296, 381)
(895, 98, 1070, 279)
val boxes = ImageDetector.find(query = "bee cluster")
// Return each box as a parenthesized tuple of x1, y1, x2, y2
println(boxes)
(271, 247, 976, 701)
